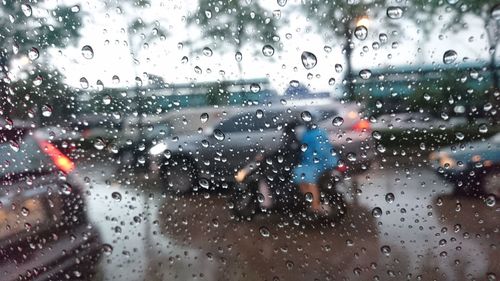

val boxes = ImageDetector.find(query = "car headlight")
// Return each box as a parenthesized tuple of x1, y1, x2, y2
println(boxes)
(149, 142, 168, 155)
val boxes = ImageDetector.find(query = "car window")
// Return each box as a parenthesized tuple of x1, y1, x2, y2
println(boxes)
(3, 1, 500, 281)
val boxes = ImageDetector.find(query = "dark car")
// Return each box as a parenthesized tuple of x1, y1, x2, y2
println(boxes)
(148, 101, 374, 194)
(0, 128, 102, 281)
(429, 132, 500, 197)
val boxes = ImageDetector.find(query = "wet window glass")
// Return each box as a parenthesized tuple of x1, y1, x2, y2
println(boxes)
(0, 0, 499, 280)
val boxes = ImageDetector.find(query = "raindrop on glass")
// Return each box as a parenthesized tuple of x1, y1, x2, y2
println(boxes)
(81, 45, 94, 59)
(277, 0, 287, 7)
(385, 193, 395, 203)
(213, 129, 225, 141)
(235, 51, 242, 62)
(443, 50, 457, 64)
(359, 69, 372, 80)
(200, 113, 209, 123)
(80, 77, 89, 89)
(259, 226, 270, 237)
(202, 47, 213, 57)
(372, 207, 382, 218)
(485, 195, 496, 207)
(301, 51, 317, 70)
(28, 47, 39, 60)
(41, 104, 53, 117)
(21, 4, 32, 16)
(332, 116, 344, 127)
(103, 95, 112, 105)
(301, 111, 312, 122)
(354, 25, 368, 40)
(386, 6, 403, 19)
(262, 45, 275, 57)
(94, 138, 106, 150)
(479, 124, 488, 133)
(380, 245, 391, 256)
(111, 192, 122, 202)
(250, 83, 261, 93)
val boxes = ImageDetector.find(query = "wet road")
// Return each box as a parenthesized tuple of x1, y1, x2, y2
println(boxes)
(77, 157, 499, 281)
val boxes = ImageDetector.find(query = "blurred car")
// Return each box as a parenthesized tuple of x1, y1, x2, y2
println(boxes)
(0, 128, 102, 281)
(148, 101, 374, 193)
(114, 106, 233, 168)
(430, 132, 500, 197)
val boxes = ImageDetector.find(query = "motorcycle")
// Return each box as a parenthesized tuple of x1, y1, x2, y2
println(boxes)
(230, 160, 347, 222)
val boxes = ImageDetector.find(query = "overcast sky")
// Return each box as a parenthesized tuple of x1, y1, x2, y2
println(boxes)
(44, 0, 493, 95)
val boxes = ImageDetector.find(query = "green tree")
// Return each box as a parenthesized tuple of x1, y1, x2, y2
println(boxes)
(187, 0, 278, 73)
(301, 0, 390, 100)
(0, 1, 83, 121)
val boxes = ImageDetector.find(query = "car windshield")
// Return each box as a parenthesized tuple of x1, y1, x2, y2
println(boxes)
(1, 1, 499, 281)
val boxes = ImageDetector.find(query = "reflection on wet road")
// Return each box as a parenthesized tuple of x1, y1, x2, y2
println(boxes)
(78, 158, 499, 281)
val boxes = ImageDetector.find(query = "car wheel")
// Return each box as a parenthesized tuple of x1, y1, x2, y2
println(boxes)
(231, 182, 257, 220)
(161, 158, 196, 194)
(482, 171, 500, 198)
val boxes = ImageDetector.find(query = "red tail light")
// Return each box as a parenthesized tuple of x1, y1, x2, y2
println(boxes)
(352, 119, 371, 132)
(39, 140, 75, 174)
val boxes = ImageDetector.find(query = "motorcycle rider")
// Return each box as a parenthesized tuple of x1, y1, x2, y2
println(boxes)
(293, 112, 338, 214)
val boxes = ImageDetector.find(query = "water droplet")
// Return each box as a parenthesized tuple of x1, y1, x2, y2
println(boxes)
(81, 45, 94, 59)
(479, 123, 488, 133)
(359, 69, 372, 80)
(213, 129, 225, 141)
(181, 56, 188, 64)
(33, 75, 43, 86)
(385, 193, 395, 203)
(354, 25, 368, 40)
(301, 51, 317, 70)
(94, 138, 106, 150)
(194, 66, 202, 74)
(28, 47, 39, 60)
(377, 144, 386, 153)
(301, 111, 312, 122)
(372, 131, 382, 140)
(235, 51, 242, 62)
(262, 45, 275, 57)
(332, 116, 344, 127)
(21, 4, 32, 16)
(485, 195, 496, 207)
(12, 42, 19, 54)
(250, 83, 261, 93)
(71, 5, 80, 12)
(386, 6, 403, 19)
(443, 50, 457, 64)
(199, 178, 210, 189)
(80, 77, 89, 89)
(304, 192, 313, 202)
(21, 207, 30, 217)
(9, 140, 20, 152)
(380, 245, 391, 256)
(103, 95, 112, 105)
(335, 64, 343, 73)
(328, 78, 335, 85)
(289, 80, 300, 87)
(259, 226, 270, 237)
(200, 113, 209, 123)
(205, 9, 212, 19)
(202, 47, 213, 57)
(41, 104, 53, 117)
(256, 109, 264, 119)
(324, 45, 332, 53)
(102, 244, 113, 256)
(372, 207, 382, 218)
(112, 75, 120, 84)
(277, 0, 287, 7)
(111, 192, 122, 202)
